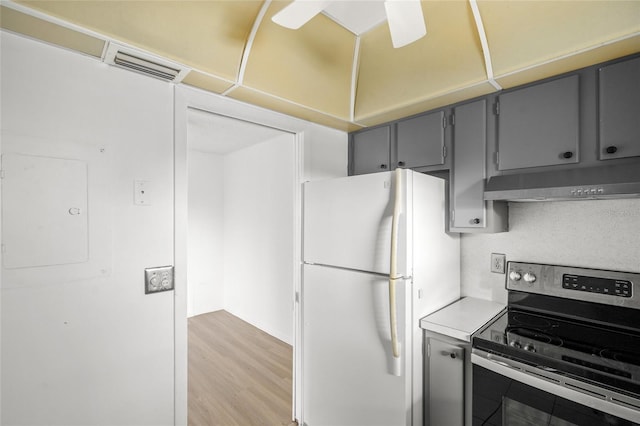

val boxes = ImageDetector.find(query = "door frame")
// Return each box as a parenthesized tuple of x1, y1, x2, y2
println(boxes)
(174, 85, 312, 425)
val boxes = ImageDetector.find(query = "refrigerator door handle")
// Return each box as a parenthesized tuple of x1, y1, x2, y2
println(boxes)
(389, 168, 402, 370)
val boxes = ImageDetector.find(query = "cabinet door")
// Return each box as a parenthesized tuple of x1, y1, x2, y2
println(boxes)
(351, 126, 391, 175)
(451, 100, 486, 229)
(598, 56, 640, 160)
(428, 337, 464, 426)
(396, 111, 445, 169)
(497, 75, 580, 170)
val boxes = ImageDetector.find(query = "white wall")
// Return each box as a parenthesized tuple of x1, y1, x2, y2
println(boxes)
(223, 133, 296, 344)
(187, 150, 225, 317)
(302, 130, 348, 181)
(1, 32, 175, 425)
(461, 199, 640, 303)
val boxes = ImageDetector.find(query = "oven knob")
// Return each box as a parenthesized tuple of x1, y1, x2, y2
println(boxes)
(509, 271, 522, 281)
(524, 272, 537, 283)
(509, 341, 521, 349)
(524, 344, 536, 352)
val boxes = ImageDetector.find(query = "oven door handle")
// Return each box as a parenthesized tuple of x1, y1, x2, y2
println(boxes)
(471, 349, 640, 424)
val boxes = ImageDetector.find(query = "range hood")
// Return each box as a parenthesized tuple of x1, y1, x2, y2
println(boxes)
(484, 163, 640, 201)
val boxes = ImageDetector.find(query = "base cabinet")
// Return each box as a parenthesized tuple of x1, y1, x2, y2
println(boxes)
(425, 333, 470, 426)
(422, 298, 506, 426)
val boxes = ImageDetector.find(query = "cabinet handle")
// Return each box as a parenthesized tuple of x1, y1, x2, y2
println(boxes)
(380, 164, 388, 169)
(397, 161, 405, 167)
(442, 351, 457, 359)
(471, 218, 481, 225)
(562, 151, 574, 159)
(605, 146, 618, 154)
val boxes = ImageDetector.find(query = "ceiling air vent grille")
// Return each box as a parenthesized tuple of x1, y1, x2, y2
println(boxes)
(103, 42, 190, 83)
(114, 51, 179, 81)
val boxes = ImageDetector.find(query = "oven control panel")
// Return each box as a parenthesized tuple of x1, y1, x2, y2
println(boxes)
(562, 274, 632, 298)
(506, 262, 639, 308)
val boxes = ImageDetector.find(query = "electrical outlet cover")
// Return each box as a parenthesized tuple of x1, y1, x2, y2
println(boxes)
(491, 253, 506, 274)
(145, 265, 174, 294)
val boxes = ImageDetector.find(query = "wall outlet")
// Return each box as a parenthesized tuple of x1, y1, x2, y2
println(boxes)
(491, 253, 506, 274)
(145, 265, 174, 294)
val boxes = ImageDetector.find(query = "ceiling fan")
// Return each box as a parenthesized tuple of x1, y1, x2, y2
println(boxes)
(272, 0, 427, 48)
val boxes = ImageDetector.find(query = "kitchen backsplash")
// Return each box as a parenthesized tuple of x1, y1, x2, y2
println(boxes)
(460, 198, 640, 303)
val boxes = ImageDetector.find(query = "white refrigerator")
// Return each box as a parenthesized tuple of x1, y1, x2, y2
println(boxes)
(301, 168, 460, 426)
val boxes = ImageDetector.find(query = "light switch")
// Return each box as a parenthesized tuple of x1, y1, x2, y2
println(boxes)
(134, 180, 152, 206)
(145, 265, 174, 294)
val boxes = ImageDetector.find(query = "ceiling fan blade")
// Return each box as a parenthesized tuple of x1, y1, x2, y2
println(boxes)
(384, 0, 427, 48)
(272, 0, 331, 30)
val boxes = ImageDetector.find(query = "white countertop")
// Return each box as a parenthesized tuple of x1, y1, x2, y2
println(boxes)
(420, 297, 506, 342)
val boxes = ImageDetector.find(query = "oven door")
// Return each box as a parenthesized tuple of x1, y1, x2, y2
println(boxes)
(472, 350, 640, 425)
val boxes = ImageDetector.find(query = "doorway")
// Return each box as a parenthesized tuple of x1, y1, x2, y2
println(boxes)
(184, 108, 297, 424)
(175, 84, 348, 425)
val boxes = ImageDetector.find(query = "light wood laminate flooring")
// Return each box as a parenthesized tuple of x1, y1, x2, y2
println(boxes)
(188, 310, 296, 426)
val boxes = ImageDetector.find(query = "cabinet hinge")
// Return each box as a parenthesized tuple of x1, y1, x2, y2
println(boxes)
(494, 101, 500, 115)
(443, 145, 447, 159)
(442, 115, 447, 129)
(295, 292, 300, 303)
(450, 114, 455, 126)
(495, 151, 500, 165)
(451, 210, 455, 223)
(427, 342, 431, 358)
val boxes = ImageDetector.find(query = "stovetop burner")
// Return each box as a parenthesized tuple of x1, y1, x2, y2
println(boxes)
(506, 325, 640, 367)
(509, 314, 554, 330)
(600, 349, 640, 367)
(506, 326, 564, 346)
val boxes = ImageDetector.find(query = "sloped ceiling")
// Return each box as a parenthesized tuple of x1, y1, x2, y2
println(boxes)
(1, 0, 639, 131)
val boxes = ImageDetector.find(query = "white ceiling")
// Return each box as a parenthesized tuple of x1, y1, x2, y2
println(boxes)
(187, 108, 289, 155)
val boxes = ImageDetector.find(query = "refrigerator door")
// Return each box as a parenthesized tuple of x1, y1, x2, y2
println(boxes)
(303, 171, 409, 276)
(302, 264, 412, 426)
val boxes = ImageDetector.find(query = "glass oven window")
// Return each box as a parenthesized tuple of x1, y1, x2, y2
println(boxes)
(473, 365, 637, 426)
(504, 397, 578, 426)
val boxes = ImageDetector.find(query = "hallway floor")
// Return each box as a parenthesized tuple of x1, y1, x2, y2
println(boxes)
(188, 310, 296, 426)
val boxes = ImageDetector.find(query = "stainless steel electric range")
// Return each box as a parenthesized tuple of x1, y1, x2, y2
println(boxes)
(471, 262, 640, 425)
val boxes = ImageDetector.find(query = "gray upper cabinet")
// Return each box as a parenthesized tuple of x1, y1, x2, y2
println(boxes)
(451, 101, 486, 230)
(350, 111, 448, 175)
(497, 74, 580, 170)
(350, 125, 391, 175)
(450, 100, 507, 233)
(396, 111, 445, 169)
(598, 56, 640, 161)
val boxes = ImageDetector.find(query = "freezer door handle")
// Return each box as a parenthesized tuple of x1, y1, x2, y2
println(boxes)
(389, 168, 402, 371)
